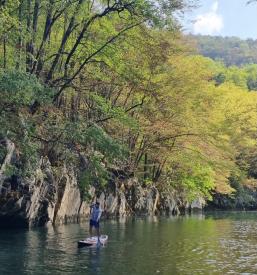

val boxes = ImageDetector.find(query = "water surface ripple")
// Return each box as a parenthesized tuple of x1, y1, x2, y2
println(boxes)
(1, 212, 257, 274)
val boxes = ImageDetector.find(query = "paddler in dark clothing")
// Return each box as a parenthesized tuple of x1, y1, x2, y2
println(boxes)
(89, 201, 102, 242)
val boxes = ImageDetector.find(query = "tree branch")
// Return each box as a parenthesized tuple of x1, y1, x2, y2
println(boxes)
(53, 20, 145, 102)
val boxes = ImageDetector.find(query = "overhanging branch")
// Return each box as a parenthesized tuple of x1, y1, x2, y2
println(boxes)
(53, 20, 145, 102)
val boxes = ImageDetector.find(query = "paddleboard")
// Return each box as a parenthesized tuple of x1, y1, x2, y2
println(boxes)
(78, 235, 108, 247)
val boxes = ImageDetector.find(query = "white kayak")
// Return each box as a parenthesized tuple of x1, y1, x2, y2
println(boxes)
(78, 235, 108, 247)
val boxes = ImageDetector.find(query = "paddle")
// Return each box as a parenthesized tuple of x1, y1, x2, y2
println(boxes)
(97, 235, 102, 247)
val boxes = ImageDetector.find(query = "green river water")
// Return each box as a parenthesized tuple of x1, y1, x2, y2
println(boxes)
(1, 212, 257, 275)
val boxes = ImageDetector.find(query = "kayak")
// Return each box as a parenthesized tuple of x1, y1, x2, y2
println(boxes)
(78, 235, 108, 247)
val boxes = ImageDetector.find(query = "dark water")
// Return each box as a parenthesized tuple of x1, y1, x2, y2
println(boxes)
(1, 212, 257, 274)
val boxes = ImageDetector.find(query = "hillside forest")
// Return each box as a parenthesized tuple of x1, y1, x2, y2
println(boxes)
(1, 0, 257, 214)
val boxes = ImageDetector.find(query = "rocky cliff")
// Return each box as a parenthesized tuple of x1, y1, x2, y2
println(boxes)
(0, 139, 205, 228)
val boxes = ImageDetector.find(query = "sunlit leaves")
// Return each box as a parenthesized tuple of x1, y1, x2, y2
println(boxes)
(0, 70, 52, 105)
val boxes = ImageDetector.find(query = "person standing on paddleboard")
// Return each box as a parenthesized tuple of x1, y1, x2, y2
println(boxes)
(89, 201, 102, 242)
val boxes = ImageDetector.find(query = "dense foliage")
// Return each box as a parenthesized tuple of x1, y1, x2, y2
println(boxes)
(191, 35, 257, 66)
(1, 0, 257, 208)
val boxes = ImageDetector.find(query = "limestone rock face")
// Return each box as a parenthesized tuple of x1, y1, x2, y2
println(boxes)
(105, 193, 118, 216)
(191, 197, 206, 210)
(0, 141, 195, 228)
(0, 146, 88, 227)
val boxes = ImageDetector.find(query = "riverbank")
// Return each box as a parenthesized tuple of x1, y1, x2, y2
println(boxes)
(0, 152, 206, 229)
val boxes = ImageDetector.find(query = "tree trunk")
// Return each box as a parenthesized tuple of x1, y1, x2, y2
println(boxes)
(34, 0, 55, 75)
(46, 0, 85, 83)
(26, 0, 32, 71)
(3, 35, 7, 69)
(16, 2, 23, 70)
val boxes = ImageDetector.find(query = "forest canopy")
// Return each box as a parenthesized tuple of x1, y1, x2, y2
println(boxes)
(1, 0, 257, 209)
(191, 34, 257, 66)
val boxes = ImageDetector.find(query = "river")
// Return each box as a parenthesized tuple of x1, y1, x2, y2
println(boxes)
(1, 212, 257, 274)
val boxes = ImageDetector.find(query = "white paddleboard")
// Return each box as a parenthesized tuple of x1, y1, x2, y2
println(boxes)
(78, 235, 108, 247)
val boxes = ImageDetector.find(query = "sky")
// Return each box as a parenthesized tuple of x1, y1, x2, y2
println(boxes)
(184, 0, 257, 39)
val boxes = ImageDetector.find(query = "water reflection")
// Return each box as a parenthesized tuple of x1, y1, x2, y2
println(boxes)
(2, 213, 257, 274)
(0, 228, 29, 275)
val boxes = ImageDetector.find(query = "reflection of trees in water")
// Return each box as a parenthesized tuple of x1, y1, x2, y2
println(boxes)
(3, 216, 257, 274)
(0, 228, 29, 275)
(23, 223, 100, 274)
